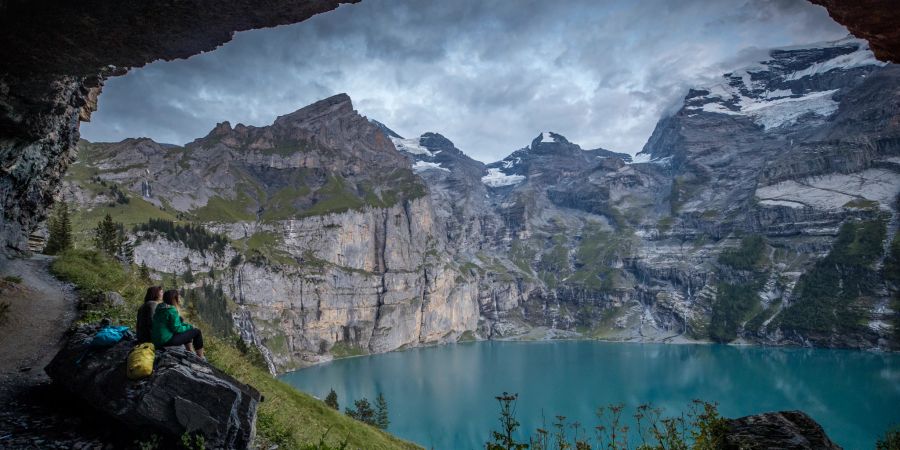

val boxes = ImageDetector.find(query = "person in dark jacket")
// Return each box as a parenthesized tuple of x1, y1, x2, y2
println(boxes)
(151, 290, 204, 358)
(136, 286, 162, 343)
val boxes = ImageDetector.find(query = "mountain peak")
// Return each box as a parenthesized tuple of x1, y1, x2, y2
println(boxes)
(273, 93, 354, 127)
(674, 36, 885, 134)
(532, 131, 569, 147)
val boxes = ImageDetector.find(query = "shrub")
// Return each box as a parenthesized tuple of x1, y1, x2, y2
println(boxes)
(2, 275, 23, 284)
(877, 424, 900, 450)
(486, 394, 727, 450)
(0, 301, 10, 326)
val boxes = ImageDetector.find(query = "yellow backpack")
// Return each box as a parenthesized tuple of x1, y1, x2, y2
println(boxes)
(126, 343, 155, 380)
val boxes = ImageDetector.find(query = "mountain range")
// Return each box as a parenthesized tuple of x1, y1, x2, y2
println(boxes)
(61, 36, 900, 373)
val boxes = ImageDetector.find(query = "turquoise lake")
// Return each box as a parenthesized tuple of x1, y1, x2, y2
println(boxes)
(280, 341, 900, 449)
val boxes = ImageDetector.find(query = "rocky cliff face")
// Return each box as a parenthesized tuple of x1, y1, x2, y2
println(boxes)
(63, 38, 900, 373)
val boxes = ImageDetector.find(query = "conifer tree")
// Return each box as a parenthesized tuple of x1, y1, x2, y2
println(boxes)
(139, 261, 151, 281)
(94, 213, 122, 257)
(325, 389, 339, 411)
(183, 267, 195, 284)
(345, 398, 375, 426)
(44, 202, 73, 255)
(374, 392, 390, 430)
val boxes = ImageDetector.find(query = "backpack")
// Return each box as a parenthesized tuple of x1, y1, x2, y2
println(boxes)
(127, 342, 156, 380)
(90, 325, 131, 348)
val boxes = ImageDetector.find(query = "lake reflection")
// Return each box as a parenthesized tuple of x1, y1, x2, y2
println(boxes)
(281, 341, 900, 449)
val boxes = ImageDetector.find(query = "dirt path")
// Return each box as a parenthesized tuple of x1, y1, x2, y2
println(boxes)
(0, 255, 76, 400)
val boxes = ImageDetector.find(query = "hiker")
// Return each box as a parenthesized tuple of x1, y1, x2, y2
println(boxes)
(136, 286, 163, 343)
(152, 289, 205, 359)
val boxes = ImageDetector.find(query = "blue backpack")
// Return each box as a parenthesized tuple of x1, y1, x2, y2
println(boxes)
(89, 325, 130, 348)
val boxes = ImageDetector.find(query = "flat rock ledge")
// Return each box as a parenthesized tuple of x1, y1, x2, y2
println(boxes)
(724, 410, 842, 450)
(45, 324, 261, 449)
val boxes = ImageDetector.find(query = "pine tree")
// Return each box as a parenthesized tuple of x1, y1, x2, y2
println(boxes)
(183, 267, 195, 284)
(120, 239, 135, 264)
(94, 213, 122, 257)
(374, 392, 390, 430)
(139, 261, 150, 281)
(44, 202, 73, 255)
(345, 398, 375, 426)
(325, 389, 339, 410)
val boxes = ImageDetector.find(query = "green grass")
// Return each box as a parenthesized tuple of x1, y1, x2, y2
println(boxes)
(568, 225, 633, 293)
(261, 186, 313, 222)
(329, 341, 368, 359)
(657, 216, 674, 233)
(191, 189, 258, 222)
(237, 232, 298, 267)
(49, 249, 146, 326)
(49, 250, 419, 450)
(457, 330, 477, 342)
(2, 275, 23, 284)
(69, 191, 178, 246)
(301, 176, 366, 218)
(843, 198, 879, 209)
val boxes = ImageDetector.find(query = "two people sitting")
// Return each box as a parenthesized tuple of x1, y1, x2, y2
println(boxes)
(136, 286, 205, 359)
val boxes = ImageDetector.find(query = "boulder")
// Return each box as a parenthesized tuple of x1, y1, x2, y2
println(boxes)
(104, 291, 126, 307)
(45, 324, 261, 449)
(724, 410, 842, 450)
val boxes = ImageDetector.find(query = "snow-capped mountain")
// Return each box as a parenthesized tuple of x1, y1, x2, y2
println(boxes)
(483, 131, 631, 188)
(683, 37, 884, 130)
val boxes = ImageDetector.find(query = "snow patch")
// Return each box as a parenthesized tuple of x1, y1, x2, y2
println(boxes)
(390, 136, 433, 157)
(539, 132, 555, 143)
(482, 168, 525, 187)
(412, 160, 449, 173)
(784, 45, 885, 81)
(501, 157, 522, 169)
(629, 153, 652, 164)
(741, 89, 839, 130)
(755, 169, 900, 210)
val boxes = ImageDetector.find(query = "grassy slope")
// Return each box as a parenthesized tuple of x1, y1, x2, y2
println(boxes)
(49, 249, 419, 450)
(65, 158, 178, 246)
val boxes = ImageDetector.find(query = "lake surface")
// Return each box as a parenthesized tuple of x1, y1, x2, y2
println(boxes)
(281, 341, 900, 449)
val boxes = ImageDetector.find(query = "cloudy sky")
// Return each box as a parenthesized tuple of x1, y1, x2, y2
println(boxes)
(81, 0, 849, 162)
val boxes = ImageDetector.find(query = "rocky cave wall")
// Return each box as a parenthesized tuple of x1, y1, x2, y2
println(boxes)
(0, 0, 353, 254)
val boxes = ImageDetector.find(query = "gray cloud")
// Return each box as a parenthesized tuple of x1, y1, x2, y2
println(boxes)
(81, 0, 848, 162)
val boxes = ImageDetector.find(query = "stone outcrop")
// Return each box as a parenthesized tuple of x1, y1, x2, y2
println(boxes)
(45, 324, 262, 449)
(724, 411, 842, 450)
(0, 0, 351, 255)
(810, 0, 900, 63)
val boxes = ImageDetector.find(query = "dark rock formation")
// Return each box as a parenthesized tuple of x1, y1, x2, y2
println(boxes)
(0, 0, 352, 254)
(0, 0, 355, 77)
(810, 0, 900, 63)
(724, 411, 842, 450)
(46, 325, 262, 449)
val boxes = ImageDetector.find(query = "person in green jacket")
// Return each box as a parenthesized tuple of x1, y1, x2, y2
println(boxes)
(152, 289, 204, 358)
